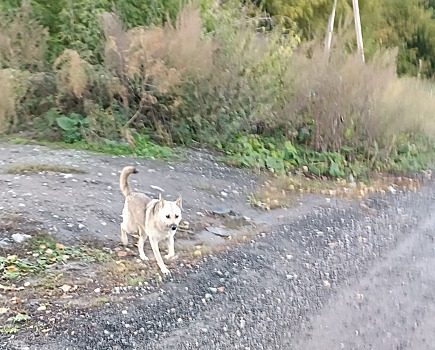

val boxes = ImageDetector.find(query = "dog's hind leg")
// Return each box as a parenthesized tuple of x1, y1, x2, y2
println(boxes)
(137, 228, 149, 261)
(149, 237, 170, 275)
(120, 224, 128, 246)
(165, 235, 175, 260)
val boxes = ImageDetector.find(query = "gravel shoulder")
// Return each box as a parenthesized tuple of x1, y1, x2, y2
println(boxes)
(0, 142, 434, 350)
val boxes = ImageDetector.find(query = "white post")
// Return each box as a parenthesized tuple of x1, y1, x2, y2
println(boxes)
(324, 0, 338, 61)
(352, 0, 365, 63)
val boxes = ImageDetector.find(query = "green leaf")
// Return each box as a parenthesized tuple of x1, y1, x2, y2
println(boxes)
(56, 116, 77, 131)
(328, 160, 345, 177)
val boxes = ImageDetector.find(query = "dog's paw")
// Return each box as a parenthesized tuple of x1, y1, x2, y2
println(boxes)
(164, 254, 177, 261)
(160, 266, 171, 275)
(139, 254, 149, 261)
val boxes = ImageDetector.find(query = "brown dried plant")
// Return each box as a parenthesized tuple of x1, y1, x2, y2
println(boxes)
(0, 70, 16, 132)
(53, 49, 88, 99)
(0, 1, 48, 70)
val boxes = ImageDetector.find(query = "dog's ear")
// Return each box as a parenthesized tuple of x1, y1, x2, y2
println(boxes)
(159, 193, 164, 208)
(175, 195, 183, 210)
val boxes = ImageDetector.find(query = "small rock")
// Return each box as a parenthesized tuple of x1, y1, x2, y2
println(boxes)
(208, 287, 218, 294)
(11, 233, 32, 243)
(206, 226, 231, 237)
(122, 310, 128, 315)
(211, 207, 235, 216)
(150, 185, 165, 192)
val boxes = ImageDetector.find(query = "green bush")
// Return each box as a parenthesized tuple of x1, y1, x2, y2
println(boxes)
(1, 1, 435, 176)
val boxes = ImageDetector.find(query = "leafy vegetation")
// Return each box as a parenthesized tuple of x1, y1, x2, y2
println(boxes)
(0, 0, 434, 178)
(0, 235, 110, 281)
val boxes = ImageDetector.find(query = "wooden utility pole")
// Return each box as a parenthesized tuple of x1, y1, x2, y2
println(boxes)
(352, 0, 365, 63)
(324, 0, 338, 61)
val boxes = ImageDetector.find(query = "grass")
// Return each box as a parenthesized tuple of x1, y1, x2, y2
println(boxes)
(8, 134, 175, 160)
(1, 325, 20, 334)
(0, 234, 111, 282)
(4, 163, 86, 175)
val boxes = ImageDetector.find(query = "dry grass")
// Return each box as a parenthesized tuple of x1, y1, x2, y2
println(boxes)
(0, 70, 16, 133)
(249, 172, 422, 210)
(281, 42, 435, 155)
(4, 163, 86, 175)
(53, 49, 88, 99)
(0, 2, 48, 70)
(103, 5, 214, 94)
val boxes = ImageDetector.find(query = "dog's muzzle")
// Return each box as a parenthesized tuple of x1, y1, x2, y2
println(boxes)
(170, 224, 178, 231)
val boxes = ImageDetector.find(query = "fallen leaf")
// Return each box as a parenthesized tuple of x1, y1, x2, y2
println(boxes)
(117, 251, 128, 257)
(193, 250, 202, 257)
(45, 249, 54, 255)
(55, 242, 65, 250)
(23, 282, 30, 287)
(217, 287, 225, 293)
(6, 265, 18, 272)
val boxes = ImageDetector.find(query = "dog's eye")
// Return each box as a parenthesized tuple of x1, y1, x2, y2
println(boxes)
(175, 215, 179, 219)
(166, 214, 170, 219)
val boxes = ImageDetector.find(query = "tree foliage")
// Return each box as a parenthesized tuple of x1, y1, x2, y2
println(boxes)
(254, 0, 435, 77)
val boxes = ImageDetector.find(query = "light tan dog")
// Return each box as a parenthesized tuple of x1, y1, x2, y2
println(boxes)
(119, 166, 182, 274)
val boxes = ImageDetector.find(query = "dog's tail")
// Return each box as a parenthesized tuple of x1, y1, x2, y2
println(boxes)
(120, 166, 138, 197)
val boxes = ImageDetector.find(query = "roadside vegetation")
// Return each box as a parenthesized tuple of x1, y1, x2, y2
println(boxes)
(1, 0, 435, 178)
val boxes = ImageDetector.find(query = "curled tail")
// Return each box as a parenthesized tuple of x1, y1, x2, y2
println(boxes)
(120, 166, 138, 197)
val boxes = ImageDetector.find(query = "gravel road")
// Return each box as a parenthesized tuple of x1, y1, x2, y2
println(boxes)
(7, 185, 435, 350)
(1, 142, 434, 350)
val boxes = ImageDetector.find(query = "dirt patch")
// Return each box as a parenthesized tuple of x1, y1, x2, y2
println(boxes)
(4, 163, 86, 175)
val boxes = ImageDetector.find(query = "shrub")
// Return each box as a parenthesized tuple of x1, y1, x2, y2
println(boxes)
(0, 1, 48, 70)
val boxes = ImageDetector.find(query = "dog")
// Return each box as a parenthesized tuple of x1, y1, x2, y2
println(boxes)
(119, 166, 182, 274)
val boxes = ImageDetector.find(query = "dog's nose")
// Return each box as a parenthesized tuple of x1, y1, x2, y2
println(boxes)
(170, 224, 177, 231)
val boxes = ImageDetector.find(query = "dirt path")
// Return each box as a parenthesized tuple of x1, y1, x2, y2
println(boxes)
(0, 141, 433, 349)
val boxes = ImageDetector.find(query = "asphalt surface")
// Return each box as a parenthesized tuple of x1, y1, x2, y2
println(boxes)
(6, 181, 435, 350)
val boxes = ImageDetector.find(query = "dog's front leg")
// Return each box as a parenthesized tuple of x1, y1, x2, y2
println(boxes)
(149, 237, 170, 275)
(165, 234, 175, 260)
(137, 231, 149, 261)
